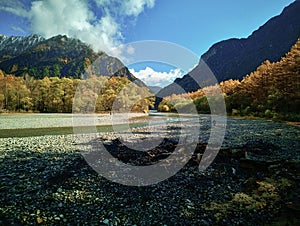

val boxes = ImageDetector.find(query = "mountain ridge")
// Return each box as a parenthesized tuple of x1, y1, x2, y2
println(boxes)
(157, 1, 300, 99)
(0, 34, 45, 61)
(0, 34, 144, 86)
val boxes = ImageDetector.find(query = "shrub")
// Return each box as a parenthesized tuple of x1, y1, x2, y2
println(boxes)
(194, 97, 210, 114)
(161, 105, 170, 112)
(174, 102, 194, 114)
(264, 109, 273, 118)
(242, 106, 252, 115)
(232, 109, 240, 116)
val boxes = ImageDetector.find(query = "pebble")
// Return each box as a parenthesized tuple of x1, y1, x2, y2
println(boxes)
(0, 117, 299, 225)
(36, 217, 43, 224)
(103, 219, 109, 224)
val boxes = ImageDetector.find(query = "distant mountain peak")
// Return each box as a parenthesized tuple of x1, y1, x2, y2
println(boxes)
(0, 34, 45, 59)
(0, 34, 144, 86)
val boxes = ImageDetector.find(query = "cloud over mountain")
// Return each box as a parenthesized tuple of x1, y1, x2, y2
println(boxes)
(0, 0, 155, 53)
(129, 67, 183, 87)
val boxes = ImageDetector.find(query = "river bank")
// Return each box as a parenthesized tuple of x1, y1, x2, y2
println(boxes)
(0, 117, 299, 225)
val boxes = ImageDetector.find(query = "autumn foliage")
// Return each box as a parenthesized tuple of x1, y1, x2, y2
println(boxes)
(158, 39, 300, 121)
(0, 73, 154, 113)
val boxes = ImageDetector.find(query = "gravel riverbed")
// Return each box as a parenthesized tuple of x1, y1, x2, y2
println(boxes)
(0, 117, 299, 225)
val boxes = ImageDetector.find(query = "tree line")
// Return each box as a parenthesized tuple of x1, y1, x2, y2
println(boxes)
(158, 39, 300, 121)
(0, 72, 154, 113)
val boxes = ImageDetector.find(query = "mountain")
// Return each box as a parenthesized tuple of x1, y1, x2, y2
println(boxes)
(148, 86, 162, 94)
(0, 34, 45, 61)
(157, 1, 300, 99)
(0, 34, 143, 85)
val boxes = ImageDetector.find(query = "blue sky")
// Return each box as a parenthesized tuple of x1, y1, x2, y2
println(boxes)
(0, 0, 295, 87)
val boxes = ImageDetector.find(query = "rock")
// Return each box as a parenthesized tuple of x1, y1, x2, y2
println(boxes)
(240, 158, 285, 171)
(102, 219, 109, 224)
(221, 148, 247, 159)
(0, 116, 299, 225)
(36, 217, 43, 224)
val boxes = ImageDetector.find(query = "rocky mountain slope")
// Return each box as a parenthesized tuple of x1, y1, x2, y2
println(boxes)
(0, 34, 45, 61)
(0, 34, 141, 84)
(157, 1, 300, 98)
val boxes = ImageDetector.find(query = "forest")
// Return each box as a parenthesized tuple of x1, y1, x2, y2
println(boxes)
(0, 39, 299, 120)
(0, 72, 154, 113)
(158, 39, 300, 121)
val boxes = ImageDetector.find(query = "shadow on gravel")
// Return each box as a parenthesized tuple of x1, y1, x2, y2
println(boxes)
(0, 137, 299, 225)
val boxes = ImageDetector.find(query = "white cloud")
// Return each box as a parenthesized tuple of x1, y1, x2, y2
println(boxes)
(28, 0, 121, 52)
(130, 67, 183, 87)
(123, 0, 155, 17)
(94, 0, 111, 7)
(0, 0, 30, 18)
(0, 0, 156, 53)
(94, 0, 155, 17)
(126, 45, 135, 55)
(0, 6, 29, 18)
(11, 26, 26, 33)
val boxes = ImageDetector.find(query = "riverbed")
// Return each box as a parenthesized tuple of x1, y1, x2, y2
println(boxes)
(0, 113, 299, 225)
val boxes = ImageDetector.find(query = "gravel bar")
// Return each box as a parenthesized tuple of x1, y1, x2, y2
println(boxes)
(0, 117, 299, 225)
